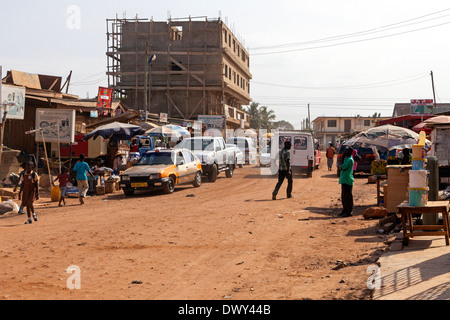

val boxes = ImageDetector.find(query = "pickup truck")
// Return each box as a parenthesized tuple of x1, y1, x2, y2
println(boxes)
(176, 136, 235, 182)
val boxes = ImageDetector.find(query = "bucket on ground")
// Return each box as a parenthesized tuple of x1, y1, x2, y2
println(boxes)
(51, 186, 61, 202)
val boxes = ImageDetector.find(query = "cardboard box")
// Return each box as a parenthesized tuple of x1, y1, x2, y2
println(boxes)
(96, 186, 105, 195)
(385, 165, 411, 213)
(105, 181, 116, 194)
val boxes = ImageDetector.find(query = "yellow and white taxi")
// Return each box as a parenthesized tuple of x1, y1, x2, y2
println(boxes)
(119, 148, 202, 196)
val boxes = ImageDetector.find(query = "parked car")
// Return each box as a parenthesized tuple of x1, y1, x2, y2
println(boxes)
(276, 131, 317, 177)
(177, 136, 235, 182)
(226, 144, 244, 168)
(119, 148, 202, 196)
(336, 145, 380, 177)
(226, 137, 257, 164)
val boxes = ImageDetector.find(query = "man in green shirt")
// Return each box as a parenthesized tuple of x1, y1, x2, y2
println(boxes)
(272, 141, 293, 200)
(339, 147, 355, 217)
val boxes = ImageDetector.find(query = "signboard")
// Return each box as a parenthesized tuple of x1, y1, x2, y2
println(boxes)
(1, 84, 26, 120)
(197, 115, 226, 130)
(90, 110, 98, 118)
(160, 112, 168, 123)
(35, 109, 76, 143)
(411, 99, 433, 115)
(97, 87, 113, 109)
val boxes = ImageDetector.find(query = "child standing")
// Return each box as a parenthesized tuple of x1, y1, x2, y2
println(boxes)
(18, 162, 39, 224)
(54, 166, 71, 207)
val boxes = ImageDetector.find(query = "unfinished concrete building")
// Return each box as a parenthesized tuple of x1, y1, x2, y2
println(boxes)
(106, 16, 252, 129)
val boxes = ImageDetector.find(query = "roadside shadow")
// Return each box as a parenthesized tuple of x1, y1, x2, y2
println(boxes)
(375, 252, 450, 299)
(321, 174, 339, 179)
(406, 282, 450, 300)
(305, 204, 372, 218)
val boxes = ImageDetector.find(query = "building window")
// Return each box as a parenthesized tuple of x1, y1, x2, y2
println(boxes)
(233, 39, 236, 52)
(237, 74, 239, 85)
(229, 68, 232, 80)
(237, 45, 240, 57)
(224, 30, 227, 43)
(224, 65, 228, 78)
(229, 35, 231, 47)
(327, 120, 337, 127)
(364, 120, 371, 126)
(170, 26, 183, 40)
(171, 61, 183, 72)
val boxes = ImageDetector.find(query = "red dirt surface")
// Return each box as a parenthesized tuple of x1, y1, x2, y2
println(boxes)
(0, 156, 390, 300)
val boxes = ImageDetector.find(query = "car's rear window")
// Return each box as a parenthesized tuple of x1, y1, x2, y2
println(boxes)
(294, 136, 308, 150)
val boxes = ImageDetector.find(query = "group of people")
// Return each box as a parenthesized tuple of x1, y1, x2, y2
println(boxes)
(13, 154, 96, 224)
(272, 141, 356, 218)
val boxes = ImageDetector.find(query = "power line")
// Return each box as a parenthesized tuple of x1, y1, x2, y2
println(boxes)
(251, 73, 428, 90)
(70, 77, 107, 87)
(70, 71, 106, 85)
(252, 21, 450, 56)
(250, 8, 450, 51)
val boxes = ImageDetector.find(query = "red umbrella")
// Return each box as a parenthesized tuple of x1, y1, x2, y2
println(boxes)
(412, 122, 432, 134)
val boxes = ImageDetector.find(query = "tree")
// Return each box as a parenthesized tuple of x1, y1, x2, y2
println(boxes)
(260, 106, 276, 130)
(273, 120, 294, 130)
(245, 102, 261, 129)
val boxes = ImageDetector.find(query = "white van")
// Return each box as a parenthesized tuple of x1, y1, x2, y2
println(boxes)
(276, 131, 317, 177)
(226, 137, 257, 164)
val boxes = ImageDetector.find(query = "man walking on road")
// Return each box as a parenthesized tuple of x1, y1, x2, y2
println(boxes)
(272, 141, 293, 200)
(73, 154, 95, 205)
(326, 143, 336, 171)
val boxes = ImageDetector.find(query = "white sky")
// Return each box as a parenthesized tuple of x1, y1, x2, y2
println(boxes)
(1, 0, 449, 129)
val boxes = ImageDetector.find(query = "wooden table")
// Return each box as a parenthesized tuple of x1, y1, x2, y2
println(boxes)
(397, 201, 450, 246)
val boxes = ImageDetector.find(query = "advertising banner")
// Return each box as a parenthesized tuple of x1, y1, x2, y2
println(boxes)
(97, 87, 113, 109)
(197, 115, 226, 130)
(35, 108, 76, 143)
(411, 99, 433, 115)
(160, 113, 168, 123)
(1, 84, 26, 121)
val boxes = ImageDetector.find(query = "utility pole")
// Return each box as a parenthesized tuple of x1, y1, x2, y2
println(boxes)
(307, 103, 312, 133)
(430, 71, 437, 111)
(144, 41, 150, 116)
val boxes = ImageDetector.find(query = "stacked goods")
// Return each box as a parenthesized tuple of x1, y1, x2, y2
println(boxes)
(408, 170, 428, 188)
(409, 131, 428, 206)
(371, 160, 387, 175)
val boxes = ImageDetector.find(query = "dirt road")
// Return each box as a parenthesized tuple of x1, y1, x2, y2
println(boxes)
(0, 156, 391, 300)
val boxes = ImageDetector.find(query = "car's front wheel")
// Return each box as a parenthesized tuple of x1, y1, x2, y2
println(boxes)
(123, 188, 135, 197)
(163, 177, 175, 194)
(193, 171, 202, 187)
(208, 164, 218, 182)
(225, 164, 234, 178)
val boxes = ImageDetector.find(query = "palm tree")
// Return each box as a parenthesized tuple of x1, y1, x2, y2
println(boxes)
(245, 102, 261, 129)
(260, 106, 276, 130)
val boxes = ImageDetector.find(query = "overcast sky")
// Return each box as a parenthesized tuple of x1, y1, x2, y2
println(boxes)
(1, 0, 449, 128)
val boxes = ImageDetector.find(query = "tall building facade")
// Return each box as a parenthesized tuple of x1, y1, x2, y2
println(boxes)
(106, 17, 251, 129)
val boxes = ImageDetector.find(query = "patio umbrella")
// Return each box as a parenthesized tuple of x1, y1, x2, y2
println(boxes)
(83, 121, 144, 141)
(412, 122, 432, 134)
(343, 124, 430, 150)
(145, 124, 190, 138)
(423, 115, 450, 125)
